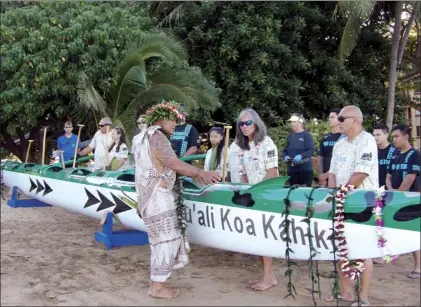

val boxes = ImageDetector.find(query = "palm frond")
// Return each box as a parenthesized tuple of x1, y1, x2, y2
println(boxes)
(72, 72, 109, 137)
(154, 1, 198, 27)
(76, 72, 108, 115)
(133, 32, 187, 63)
(110, 32, 187, 118)
(335, 0, 377, 62)
(147, 63, 221, 112)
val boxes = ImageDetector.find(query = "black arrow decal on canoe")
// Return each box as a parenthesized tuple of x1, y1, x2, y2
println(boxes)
(111, 193, 133, 214)
(84, 188, 100, 208)
(96, 191, 115, 211)
(35, 179, 45, 194)
(29, 178, 37, 192)
(43, 180, 53, 196)
(393, 204, 421, 222)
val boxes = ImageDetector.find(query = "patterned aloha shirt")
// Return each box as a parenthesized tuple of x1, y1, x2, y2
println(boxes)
(228, 136, 279, 184)
(329, 130, 379, 189)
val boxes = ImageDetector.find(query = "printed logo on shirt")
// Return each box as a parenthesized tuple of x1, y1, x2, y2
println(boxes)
(361, 152, 372, 161)
(267, 150, 275, 158)
(299, 138, 304, 142)
(335, 156, 347, 163)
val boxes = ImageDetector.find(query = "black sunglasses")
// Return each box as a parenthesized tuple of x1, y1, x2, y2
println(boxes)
(239, 120, 253, 127)
(338, 116, 354, 123)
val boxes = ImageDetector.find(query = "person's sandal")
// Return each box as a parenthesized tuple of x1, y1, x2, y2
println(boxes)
(407, 271, 421, 279)
(351, 300, 370, 306)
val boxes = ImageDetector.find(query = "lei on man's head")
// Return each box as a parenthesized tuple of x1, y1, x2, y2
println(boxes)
(143, 100, 186, 126)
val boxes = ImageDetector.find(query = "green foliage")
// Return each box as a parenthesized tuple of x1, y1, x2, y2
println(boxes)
(75, 32, 221, 145)
(1, 2, 153, 136)
(153, 1, 392, 125)
(0, 1, 154, 159)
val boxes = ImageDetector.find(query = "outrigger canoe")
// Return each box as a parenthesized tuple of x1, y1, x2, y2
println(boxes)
(1, 155, 420, 260)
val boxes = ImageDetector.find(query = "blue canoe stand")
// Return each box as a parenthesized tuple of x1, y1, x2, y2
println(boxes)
(94, 212, 149, 249)
(7, 186, 51, 208)
(7, 186, 149, 249)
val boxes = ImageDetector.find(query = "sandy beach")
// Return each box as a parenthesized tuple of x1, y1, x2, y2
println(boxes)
(1, 186, 420, 306)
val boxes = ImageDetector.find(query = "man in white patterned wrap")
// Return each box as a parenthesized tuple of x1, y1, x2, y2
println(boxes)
(132, 100, 221, 299)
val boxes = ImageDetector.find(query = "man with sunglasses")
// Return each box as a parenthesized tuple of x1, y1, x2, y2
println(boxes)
(327, 105, 377, 306)
(56, 121, 84, 163)
(79, 117, 113, 170)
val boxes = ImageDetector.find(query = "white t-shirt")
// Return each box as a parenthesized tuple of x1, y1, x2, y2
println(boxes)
(109, 142, 129, 169)
(228, 136, 279, 184)
(204, 146, 229, 177)
(329, 130, 379, 189)
(89, 131, 113, 170)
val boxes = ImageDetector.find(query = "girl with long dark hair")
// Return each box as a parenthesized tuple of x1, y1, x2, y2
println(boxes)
(204, 127, 228, 176)
(108, 127, 129, 170)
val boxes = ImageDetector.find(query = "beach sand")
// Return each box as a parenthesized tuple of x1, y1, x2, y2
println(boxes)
(1, 186, 419, 306)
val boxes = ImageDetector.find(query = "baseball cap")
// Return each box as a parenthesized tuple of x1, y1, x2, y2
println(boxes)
(99, 117, 112, 126)
(288, 113, 305, 123)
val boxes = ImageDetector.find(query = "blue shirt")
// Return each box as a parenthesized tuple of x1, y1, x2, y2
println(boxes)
(282, 131, 314, 172)
(57, 134, 83, 162)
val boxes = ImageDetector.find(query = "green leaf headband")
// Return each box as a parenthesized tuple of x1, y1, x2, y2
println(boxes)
(143, 100, 186, 125)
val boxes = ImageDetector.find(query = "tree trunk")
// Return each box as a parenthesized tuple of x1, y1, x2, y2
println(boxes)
(386, 2, 403, 131)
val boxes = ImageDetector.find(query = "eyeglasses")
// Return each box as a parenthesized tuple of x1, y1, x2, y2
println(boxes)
(338, 116, 354, 123)
(239, 120, 253, 127)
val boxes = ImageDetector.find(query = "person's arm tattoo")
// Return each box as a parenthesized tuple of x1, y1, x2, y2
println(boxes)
(149, 131, 177, 167)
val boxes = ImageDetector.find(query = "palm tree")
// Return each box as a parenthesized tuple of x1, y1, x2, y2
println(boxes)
(73, 32, 220, 146)
(335, 1, 419, 130)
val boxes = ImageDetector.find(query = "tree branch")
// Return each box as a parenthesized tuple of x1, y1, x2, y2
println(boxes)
(397, 9, 416, 67)
(399, 71, 421, 84)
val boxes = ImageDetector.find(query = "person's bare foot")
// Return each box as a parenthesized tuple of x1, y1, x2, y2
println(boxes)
(324, 292, 354, 302)
(148, 286, 180, 299)
(250, 277, 277, 291)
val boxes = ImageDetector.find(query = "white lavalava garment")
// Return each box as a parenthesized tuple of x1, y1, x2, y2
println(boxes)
(132, 126, 189, 282)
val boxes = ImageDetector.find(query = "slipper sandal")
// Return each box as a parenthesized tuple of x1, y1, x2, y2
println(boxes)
(407, 271, 421, 279)
(351, 300, 370, 306)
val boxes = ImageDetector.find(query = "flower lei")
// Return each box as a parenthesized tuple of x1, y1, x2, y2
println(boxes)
(143, 99, 186, 125)
(334, 184, 365, 280)
(373, 186, 398, 263)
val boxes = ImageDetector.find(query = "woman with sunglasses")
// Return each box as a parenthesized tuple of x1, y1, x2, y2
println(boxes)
(282, 113, 315, 187)
(228, 108, 279, 291)
(107, 127, 129, 171)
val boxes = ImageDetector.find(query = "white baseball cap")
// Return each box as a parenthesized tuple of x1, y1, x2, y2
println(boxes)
(288, 113, 305, 123)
